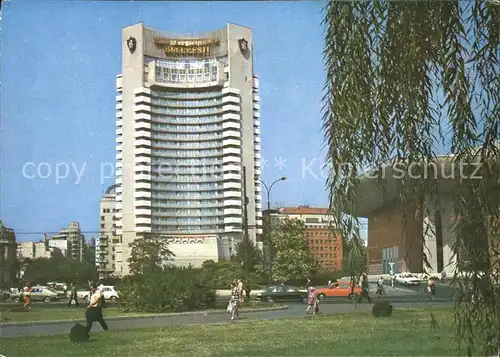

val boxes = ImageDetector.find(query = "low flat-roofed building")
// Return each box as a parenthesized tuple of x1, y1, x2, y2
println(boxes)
(345, 153, 499, 276)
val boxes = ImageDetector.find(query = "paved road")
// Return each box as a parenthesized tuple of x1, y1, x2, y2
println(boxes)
(0, 282, 455, 308)
(0, 298, 453, 339)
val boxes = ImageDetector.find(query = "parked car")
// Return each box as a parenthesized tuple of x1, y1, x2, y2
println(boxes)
(77, 285, 119, 302)
(46, 282, 68, 297)
(395, 273, 420, 286)
(315, 281, 362, 300)
(11, 286, 60, 303)
(0, 289, 10, 300)
(255, 285, 307, 302)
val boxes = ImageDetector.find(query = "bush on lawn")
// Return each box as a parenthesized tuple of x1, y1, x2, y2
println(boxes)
(372, 299, 393, 317)
(69, 323, 89, 342)
(118, 265, 217, 313)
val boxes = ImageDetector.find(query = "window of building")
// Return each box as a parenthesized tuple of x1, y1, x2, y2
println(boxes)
(381, 245, 399, 274)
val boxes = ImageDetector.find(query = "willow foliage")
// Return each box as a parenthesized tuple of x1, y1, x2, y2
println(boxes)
(322, 1, 499, 356)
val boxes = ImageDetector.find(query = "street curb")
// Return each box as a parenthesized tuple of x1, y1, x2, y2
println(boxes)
(0, 305, 288, 327)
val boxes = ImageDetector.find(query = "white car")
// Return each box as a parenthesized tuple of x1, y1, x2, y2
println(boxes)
(77, 285, 119, 302)
(395, 273, 421, 286)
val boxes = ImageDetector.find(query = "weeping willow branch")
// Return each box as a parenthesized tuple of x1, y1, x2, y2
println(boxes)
(322, 1, 499, 356)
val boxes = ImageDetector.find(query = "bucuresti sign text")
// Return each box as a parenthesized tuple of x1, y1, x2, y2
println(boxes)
(154, 37, 220, 57)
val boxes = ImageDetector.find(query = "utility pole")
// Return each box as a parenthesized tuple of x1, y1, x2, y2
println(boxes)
(242, 167, 250, 285)
(259, 176, 286, 284)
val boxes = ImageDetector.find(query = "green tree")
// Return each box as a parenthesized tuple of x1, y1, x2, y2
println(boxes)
(200, 260, 241, 289)
(22, 256, 97, 284)
(232, 239, 266, 298)
(128, 233, 175, 275)
(232, 238, 264, 274)
(83, 238, 96, 265)
(269, 218, 317, 283)
(322, 1, 499, 355)
(342, 234, 367, 278)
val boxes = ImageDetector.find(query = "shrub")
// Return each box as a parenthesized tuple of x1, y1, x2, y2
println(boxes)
(69, 323, 89, 342)
(199, 260, 241, 289)
(372, 299, 393, 317)
(118, 265, 217, 313)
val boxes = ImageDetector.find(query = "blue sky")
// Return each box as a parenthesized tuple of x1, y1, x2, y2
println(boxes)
(1, 0, 348, 241)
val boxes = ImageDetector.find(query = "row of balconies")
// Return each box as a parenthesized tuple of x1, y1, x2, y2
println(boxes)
(141, 104, 241, 116)
(147, 120, 241, 135)
(149, 94, 240, 110)
(142, 147, 242, 159)
(123, 155, 247, 169)
(148, 163, 241, 174)
(142, 172, 242, 182)
(132, 138, 242, 151)
(142, 131, 240, 144)
(147, 200, 242, 209)
(150, 209, 243, 217)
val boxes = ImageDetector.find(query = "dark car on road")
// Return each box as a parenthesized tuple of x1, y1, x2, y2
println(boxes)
(255, 284, 308, 303)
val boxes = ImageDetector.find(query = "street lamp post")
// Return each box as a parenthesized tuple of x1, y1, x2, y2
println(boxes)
(259, 176, 286, 283)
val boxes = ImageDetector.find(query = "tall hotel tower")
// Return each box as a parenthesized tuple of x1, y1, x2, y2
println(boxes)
(114, 23, 262, 275)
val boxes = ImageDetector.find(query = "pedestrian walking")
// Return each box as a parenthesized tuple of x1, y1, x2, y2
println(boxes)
(358, 272, 372, 303)
(85, 284, 109, 335)
(376, 276, 385, 296)
(67, 284, 80, 308)
(237, 278, 244, 302)
(427, 278, 436, 300)
(22, 286, 32, 311)
(305, 287, 318, 315)
(229, 281, 240, 321)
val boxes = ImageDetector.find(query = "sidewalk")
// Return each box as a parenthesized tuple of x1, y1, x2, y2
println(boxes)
(0, 305, 287, 327)
(0, 305, 288, 339)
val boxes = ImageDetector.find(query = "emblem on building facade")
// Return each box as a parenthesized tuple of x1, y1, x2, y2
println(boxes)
(238, 38, 249, 53)
(127, 37, 137, 53)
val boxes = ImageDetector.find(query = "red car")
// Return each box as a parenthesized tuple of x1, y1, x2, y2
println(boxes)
(315, 281, 362, 300)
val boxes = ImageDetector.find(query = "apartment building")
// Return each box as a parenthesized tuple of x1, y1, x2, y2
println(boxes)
(17, 240, 55, 260)
(263, 207, 343, 272)
(49, 222, 85, 261)
(96, 193, 122, 278)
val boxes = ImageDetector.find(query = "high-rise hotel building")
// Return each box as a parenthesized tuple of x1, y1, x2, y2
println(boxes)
(114, 23, 262, 275)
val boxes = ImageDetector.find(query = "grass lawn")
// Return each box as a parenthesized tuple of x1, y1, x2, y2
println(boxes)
(0, 301, 282, 323)
(1, 308, 471, 357)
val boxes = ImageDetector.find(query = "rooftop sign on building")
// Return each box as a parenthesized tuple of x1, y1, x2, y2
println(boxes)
(154, 37, 220, 57)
